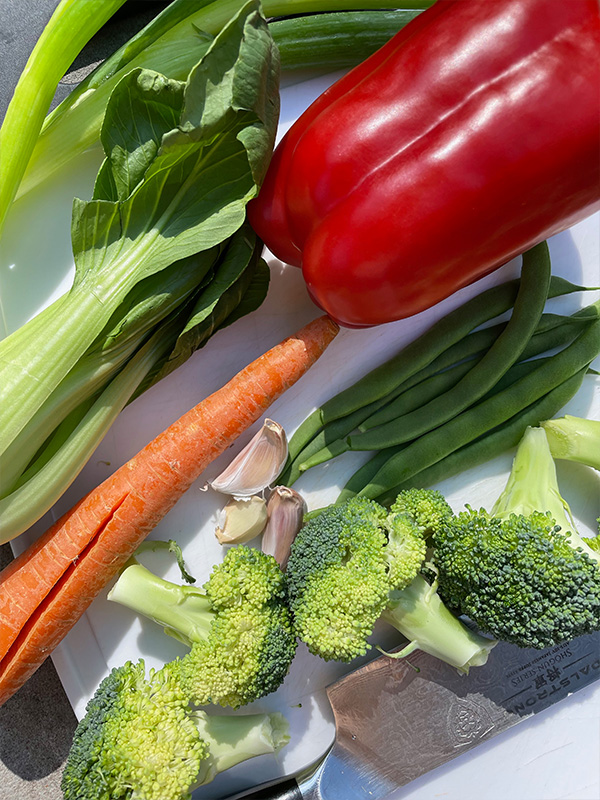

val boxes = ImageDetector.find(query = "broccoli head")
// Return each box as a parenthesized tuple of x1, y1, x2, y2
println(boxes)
(108, 545, 296, 708)
(61, 659, 289, 800)
(286, 494, 495, 671)
(286, 497, 395, 662)
(433, 426, 600, 649)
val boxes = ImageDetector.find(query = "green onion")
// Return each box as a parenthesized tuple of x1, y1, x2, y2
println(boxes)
(0, 0, 127, 235)
(271, 8, 422, 70)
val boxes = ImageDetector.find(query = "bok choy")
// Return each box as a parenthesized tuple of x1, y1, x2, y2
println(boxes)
(15, 0, 433, 203)
(0, 1, 278, 543)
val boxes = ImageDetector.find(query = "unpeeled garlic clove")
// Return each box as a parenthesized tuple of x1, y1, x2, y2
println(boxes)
(209, 419, 288, 497)
(261, 486, 307, 569)
(215, 496, 268, 544)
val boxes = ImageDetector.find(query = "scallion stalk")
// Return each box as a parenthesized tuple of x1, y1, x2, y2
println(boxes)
(271, 9, 423, 71)
(0, 0, 128, 235)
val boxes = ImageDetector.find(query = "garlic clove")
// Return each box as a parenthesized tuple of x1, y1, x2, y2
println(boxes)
(209, 419, 288, 497)
(261, 486, 307, 569)
(215, 495, 268, 544)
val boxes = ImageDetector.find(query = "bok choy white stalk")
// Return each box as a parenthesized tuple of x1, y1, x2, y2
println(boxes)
(0, 1, 278, 543)
(0, 0, 127, 235)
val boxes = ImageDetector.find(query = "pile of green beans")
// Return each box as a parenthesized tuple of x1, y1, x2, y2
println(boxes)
(279, 242, 600, 503)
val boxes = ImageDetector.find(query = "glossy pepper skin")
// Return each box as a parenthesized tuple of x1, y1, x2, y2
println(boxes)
(248, 0, 600, 328)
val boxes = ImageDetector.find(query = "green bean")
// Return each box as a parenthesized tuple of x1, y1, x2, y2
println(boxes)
(290, 303, 599, 489)
(299, 356, 486, 472)
(357, 316, 600, 499)
(406, 306, 594, 378)
(360, 309, 596, 432)
(335, 356, 552, 500)
(279, 402, 381, 485)
(348, 243, 552, 451)
(358, 360, 476, 433)
(286, 333, 490, 465)
(290, 305, 597, 476)
(298, 436, 351, 471)
(373, 366, 590, 506)
(319, 273, 588, 423)
(291, 304, 599, 478)
(286, 273, 591, 460)
(337, 446, 406, 503)
(299, 355, 554, 475)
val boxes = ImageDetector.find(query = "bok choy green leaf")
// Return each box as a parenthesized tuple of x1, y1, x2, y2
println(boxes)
(0, 0, 278, 543)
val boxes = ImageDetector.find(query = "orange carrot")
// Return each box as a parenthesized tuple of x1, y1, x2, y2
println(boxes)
(0, 315, 338, 706)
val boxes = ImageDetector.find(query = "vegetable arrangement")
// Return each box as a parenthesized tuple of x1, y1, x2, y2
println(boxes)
(0, 0, 437, 543)
(249, 0, 600, 327)
(62, 417, 600, 799)
(0, 0, 598, 797)
(0, 314, 338, 707)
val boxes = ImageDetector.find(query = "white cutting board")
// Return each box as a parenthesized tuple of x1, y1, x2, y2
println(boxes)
(1, 70, 599, 800)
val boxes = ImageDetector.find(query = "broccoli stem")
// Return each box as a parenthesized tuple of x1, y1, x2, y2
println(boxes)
(491, 426, 599, 564)
(541, 415, 600, 470)
(192, 710, 290, 787)
(107, 560, 214, 646)
(381, 575, 497, 673)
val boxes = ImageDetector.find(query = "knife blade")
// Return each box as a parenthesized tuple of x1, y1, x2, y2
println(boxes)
(225, 631, 600, 800)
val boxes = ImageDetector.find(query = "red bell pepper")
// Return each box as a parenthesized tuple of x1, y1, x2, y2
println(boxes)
(248, 0, 600, 327)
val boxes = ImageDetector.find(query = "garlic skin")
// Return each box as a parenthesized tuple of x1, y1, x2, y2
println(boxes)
(262, 486, 307, 569)
(215, 496, 268, 544)
(209, 419, 288, 497)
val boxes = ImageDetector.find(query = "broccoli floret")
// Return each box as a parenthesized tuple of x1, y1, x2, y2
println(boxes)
(433, 426, 600, 649)
(61, 659, 289, 800)
(381, 575, 495, 670)
(490, 425, 599, 564)
(390, 487, 453, 537)
(286, 498, 392, 662)
(108, 546, 296, 708)
(286, 494, 496, 672)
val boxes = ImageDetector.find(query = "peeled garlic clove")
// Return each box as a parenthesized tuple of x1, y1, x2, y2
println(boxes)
(215, 496, 268, 544)
(209, 419, 288, 497)
(262, 486, 307, 569)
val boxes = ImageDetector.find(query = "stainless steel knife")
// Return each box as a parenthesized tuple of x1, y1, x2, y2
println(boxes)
(224, 632, 600, 800)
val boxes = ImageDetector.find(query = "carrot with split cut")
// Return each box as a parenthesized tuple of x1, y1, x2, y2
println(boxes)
(0, 315, 338, 706)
